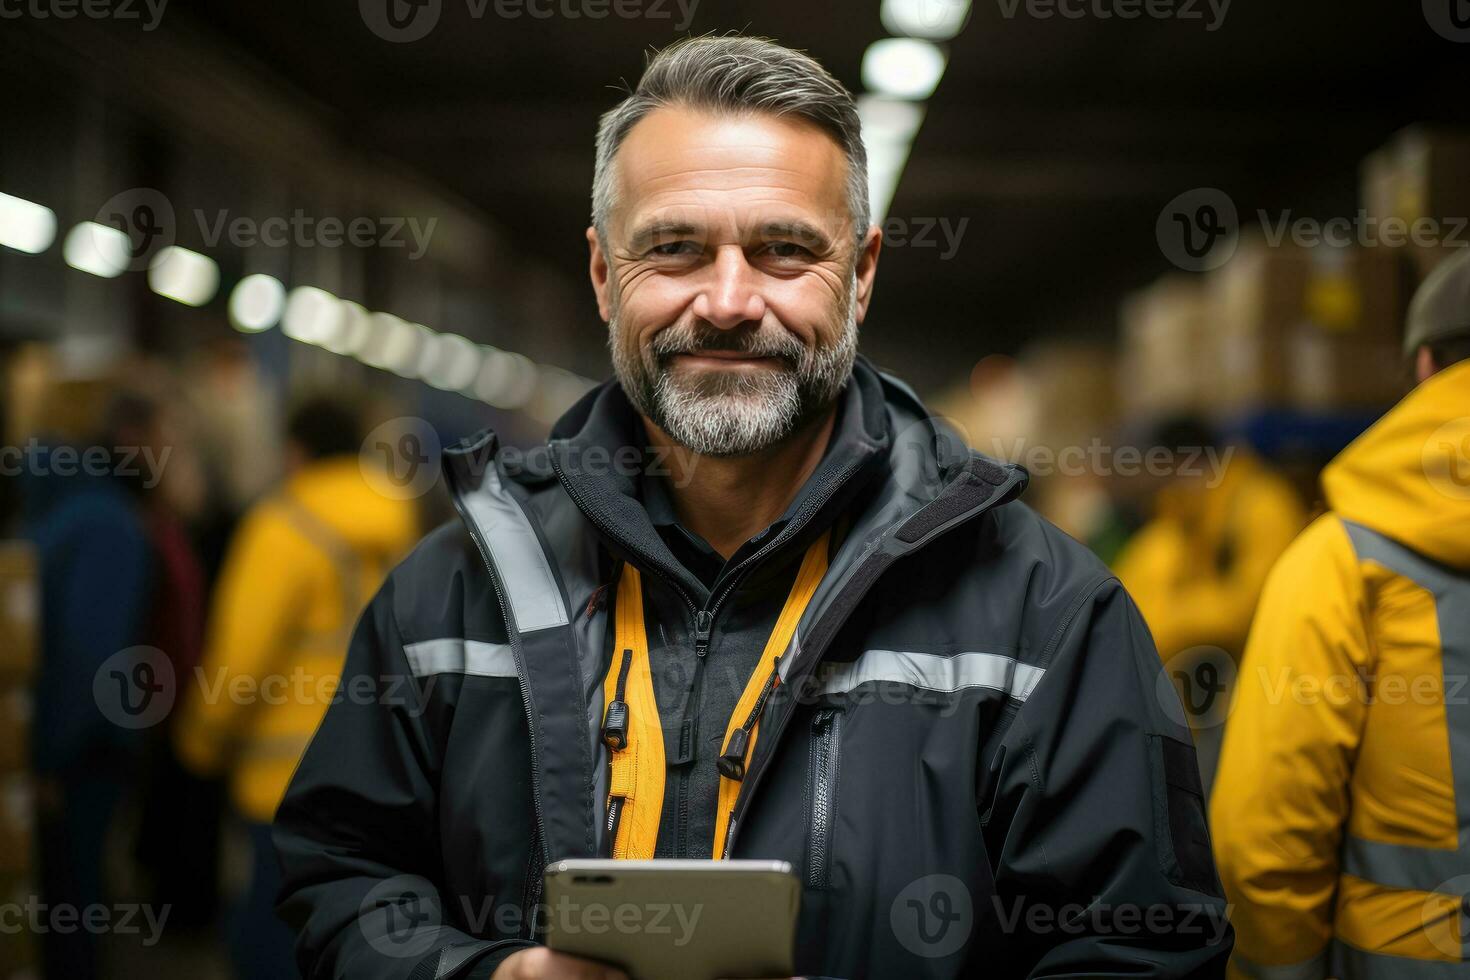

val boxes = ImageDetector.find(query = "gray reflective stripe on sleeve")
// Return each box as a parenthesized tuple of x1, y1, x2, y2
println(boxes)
(1340, 834, 1470, 898)
(1232, 948, 1329, 980)
(1339, 521, 1470, 894)
(1333, 939, 1469, 977)
(809, 649, 1045, 701)
(457, 471, 568, 633)
(403, 638, 519, 679)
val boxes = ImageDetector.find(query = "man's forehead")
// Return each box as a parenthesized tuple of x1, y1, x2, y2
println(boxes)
(612, 105, 850, 233)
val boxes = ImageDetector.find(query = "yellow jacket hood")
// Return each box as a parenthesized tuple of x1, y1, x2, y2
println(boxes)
(1322, 358, 1470, 569)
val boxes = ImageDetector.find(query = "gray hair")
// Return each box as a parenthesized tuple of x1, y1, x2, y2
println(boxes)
(591, 36, 870, 251)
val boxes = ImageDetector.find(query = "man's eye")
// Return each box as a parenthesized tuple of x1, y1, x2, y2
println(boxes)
(650, 241, 698, 257)
(764, 241, 813, 260)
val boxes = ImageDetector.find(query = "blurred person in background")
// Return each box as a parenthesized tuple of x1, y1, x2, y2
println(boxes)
(109, 386, 226, 933)
(1113, 415, 1306, 668)
(1112, 416, 1305, 790)
(1211, 248, 1470, 978)
(173, 394, 418, 980)
(21, 381, 156, 980)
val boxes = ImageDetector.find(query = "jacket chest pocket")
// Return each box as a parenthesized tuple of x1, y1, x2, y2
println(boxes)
(805, 707, 845, 890)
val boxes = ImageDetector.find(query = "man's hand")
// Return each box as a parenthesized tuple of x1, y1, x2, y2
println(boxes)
(491, 947, 630, 979)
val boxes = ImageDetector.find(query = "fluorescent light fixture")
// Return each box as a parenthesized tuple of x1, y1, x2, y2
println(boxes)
(866, 137, 916, 224)
(228, 274, 287, 332)
(380, 320, 431, 378)
(859, 95, 926, 143)
(0, 192, 58, 254)
(325, 300, 373, 355)
(282, 286, 344, 344)
(148, 246, 220, 306)
(63, 221, 131, 278)
(881, 0, 971, 40)
(862, 38, 947, 101)
(421, 332, 482, 391)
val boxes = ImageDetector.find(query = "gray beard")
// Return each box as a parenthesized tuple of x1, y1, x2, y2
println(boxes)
(608, 281, 859, 457)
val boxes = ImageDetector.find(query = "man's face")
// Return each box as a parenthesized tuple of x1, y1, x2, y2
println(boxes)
(588, 106, 881, 457)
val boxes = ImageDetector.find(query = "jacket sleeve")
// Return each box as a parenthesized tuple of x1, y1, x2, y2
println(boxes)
(272, 574, 533, 980)
(174, 504, 312, 776)
(983, 576, 1233, 978)
(1209, 516, 1370, 979)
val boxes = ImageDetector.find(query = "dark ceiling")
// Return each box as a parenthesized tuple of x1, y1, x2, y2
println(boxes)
(30, 2, 1470, 390)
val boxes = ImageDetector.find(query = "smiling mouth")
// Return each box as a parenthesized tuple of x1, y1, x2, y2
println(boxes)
(673, 350, 778, 362)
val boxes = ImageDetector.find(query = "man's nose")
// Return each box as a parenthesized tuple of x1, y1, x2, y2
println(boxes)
(690, 245, 767, 330)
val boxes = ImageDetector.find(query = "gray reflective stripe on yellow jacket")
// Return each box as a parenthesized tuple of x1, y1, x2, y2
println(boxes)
(1330, 521, 1470, 974)
(274, 357, 1234, 980)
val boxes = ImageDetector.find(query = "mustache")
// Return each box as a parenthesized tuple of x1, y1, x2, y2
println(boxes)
(648, 321, 806, 367)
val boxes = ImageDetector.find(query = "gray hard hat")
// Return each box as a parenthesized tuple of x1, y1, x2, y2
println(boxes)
(1405, 247, 1470, 356)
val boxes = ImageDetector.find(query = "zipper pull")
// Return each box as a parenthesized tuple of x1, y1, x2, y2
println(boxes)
(718, 728, 751, 780)
(602, 648, 633, 750)
(718, 657, 783, 781)
(694, 609, 714, 658)
(811, 707, 835, 734)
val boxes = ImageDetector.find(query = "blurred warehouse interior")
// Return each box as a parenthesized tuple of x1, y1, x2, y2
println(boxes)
(1, 1, 1470, 977)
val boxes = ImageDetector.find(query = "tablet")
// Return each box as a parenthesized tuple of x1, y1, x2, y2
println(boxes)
(543, 859, 800, 980)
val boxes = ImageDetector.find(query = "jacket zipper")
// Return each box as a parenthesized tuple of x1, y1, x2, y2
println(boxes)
(552, 445, 865, 857)
(445, 460, 551, 936)
(806, 708, 843, 889)
(601, 647, 633, 857)
(726, 467, 1024, 855)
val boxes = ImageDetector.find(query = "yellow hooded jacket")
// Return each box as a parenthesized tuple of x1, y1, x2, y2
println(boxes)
(1114, 448, 1306, 663)
(1212, 359, 1470, 978)
(174, 456, 417, 821)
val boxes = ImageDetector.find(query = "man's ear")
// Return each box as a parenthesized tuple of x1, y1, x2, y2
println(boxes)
(853, 223, 883, 324)
(587, 225, 612, 322)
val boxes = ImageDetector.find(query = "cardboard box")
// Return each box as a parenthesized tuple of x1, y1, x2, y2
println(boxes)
(0, 544, 37, 683)
(0, 688, 31, 774)
(1118, 275, 1216, 418)
(1209, 238, 1407, 412)
(0, 775, 32, 876)
(1360, 126, 1470, 282)
(0, 871, 35, 978)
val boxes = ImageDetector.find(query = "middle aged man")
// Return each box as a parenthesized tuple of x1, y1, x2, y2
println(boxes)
(275, 36, 1231, 980)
